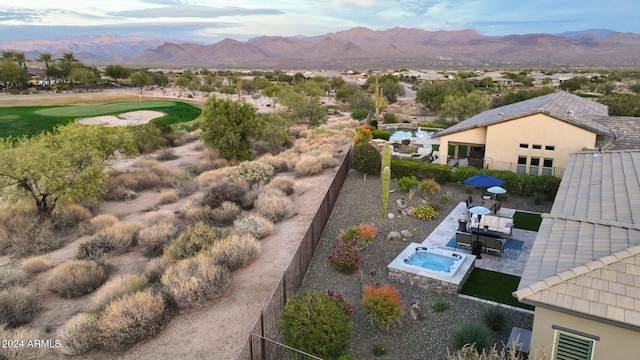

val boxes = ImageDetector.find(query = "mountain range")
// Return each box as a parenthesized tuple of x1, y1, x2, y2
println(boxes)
(3, 27, 640, 68)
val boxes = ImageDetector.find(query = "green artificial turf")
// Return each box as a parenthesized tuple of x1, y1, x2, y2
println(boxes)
(0, 101, 201, 138)
(512, 211, 543, 232)
(460, 268, 534, 311)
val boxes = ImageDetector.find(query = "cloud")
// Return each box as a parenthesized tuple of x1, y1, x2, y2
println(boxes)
(0, 10, 39, 22)
(111, 5, 283, 18)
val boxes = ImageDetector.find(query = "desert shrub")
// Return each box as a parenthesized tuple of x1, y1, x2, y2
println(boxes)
(390, 159, 451, 183)
(208, 234, 260, 271)
(158, 190, 179, 205)
(451, 322, 491, 351)
(259, 154, 292, 173)
(0, 325, 45, 359)
(278, 291, 352, 359)
(1, 219, 62, 258)
(88, 214, 119, 234)
(413, 205, 439, 220)
(0, 268, 28, 290)
(138, 221, 179, 257)
(173, 173, 199, 197)
(339, 223, 377, 249)
(229, 161, 275, 187)
(47, 260, 106, 298)
(95, 221, 142, 253)
(267, 176, 295, 195)
(350, 108, 369, 120)
(232, 214, 273, 240)
(372, 344, 387, 356)
(394, 175, 419, 192)
(254, 189, 293, 222)
(353, 143, 381, 175)
(19, 256, 52, 275)
(294, 155, 324, 176)
(428, 202, 442, 211)
(441, 191, 452, 205)
(445, 343, 522, 360)
(161, 254, 231, 308)
(105, 171, 161, 199)
(0, 287, 37, 327)
(186, 158, 218, 176)
(419, 178, 442, 197)
(211, 201, 242, 226)
(163, 222, 227, 261)
(90, 274, 149, 313)
(431, 301, 450, 312)
(371, 129, 391, 141)
(143, 257, 173, 284)
(183, 204, 216, 225)
(97, 290, 168, 350)
(155, 148, 177, 161)
(382, 113, 398, 123)
(362, 284, 403, 331)
(77, 237, 111, 260)
(202, 177, 249, 209)
(52, 204, 92, 230)
(57, 312, 98, 355)
(482, 307, 507, 332)
(328, 238, 360, 274)
(144, 209, 176, 225)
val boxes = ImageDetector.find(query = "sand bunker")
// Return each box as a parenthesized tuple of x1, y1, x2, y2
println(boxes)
(78, 110, 164, 126)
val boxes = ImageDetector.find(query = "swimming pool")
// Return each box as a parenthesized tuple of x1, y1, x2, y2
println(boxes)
(388, 128, 433, 142)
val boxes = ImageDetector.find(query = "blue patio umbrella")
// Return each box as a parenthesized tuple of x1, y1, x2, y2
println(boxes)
(463, 174, 504, 187)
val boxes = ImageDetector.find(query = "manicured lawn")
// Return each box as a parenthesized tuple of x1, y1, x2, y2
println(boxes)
(512, 211, 543, 231)
(460, 268, 534, 311)
(0, 101, 201, 138)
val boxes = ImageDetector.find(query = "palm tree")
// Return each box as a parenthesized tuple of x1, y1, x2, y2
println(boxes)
(58, 52, 79, 83)
(13, 52, 27, 69)
(60, 52, 78, 64)
(1, 50, 17, 61)
(38, 53, 54, 69)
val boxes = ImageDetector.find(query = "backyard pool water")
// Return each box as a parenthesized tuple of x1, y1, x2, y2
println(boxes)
(404, 249, 459, 273)
(388, 128, 434, 141)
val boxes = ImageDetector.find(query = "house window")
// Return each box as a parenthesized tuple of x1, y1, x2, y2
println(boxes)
(519, 143, 528, 148)
(553, 331, 595, 360)
(545, 145, 555, 151)
(517, 156, 527, 174)
(532, 144, 542, 150)
(542, 158, 553, 176)
(530, 157, 540, 176)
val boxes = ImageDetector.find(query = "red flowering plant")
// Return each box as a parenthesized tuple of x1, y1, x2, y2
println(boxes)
(327, 290, 354, 318)
(328, 238, 361, 274)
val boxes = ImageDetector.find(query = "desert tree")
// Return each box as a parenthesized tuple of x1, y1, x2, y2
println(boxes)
(0, 124, 137, 218)
(104, 64, 132, 85)
(201, 97, 263, 161)
(0, 59, 28, 90)
(440, 91, 489, 123)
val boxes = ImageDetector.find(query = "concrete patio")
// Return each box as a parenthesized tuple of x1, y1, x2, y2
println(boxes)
(419, 202, 538, 277)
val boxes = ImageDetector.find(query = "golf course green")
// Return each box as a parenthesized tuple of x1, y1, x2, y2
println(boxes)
(0, 101, 201, 138)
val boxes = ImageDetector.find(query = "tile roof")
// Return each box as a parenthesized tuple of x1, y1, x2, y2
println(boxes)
(515, 150, 640, 328)
(431, 91, 610, 138)
(590, 116, 640, 151)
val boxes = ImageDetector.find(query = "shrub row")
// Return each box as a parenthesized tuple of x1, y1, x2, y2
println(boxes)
(391, 160, 561, 199)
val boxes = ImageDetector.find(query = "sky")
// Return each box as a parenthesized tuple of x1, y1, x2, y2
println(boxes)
(0, 0, 638, 43)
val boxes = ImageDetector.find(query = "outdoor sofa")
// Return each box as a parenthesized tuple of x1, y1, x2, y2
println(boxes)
(470, 214, 513, 239)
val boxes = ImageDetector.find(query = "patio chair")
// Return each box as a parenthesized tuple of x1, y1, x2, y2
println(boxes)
(455, 231, 473, 248)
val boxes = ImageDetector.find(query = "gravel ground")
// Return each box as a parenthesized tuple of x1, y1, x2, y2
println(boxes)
(299, 169, 553, 360)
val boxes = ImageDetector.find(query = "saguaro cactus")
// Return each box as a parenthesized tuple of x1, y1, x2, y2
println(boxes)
(381, 166, 390, 217)
(374, 76, 384, 121)
(381, 142, 390, 174)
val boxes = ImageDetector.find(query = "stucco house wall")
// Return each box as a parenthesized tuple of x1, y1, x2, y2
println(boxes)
(531, 307, 640, 359)
(484, 114, 598, 170)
